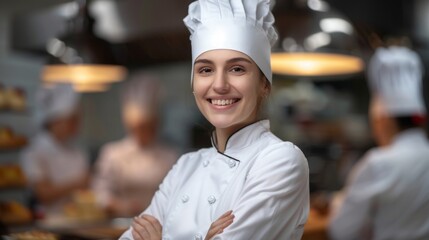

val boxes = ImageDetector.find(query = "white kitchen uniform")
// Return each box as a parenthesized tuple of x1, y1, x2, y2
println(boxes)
(120, 120, 309, 240)
(92, 137, 177, 216)
(329, 129, 429, 240)
(20, 132, 89, 216)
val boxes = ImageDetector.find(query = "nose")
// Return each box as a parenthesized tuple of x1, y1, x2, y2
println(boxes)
(212, 71, 230, 94)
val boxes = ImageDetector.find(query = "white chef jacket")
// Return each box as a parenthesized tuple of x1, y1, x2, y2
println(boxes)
(92, 137, 177, 216)
(120, 120, 309, 240)
(20, 132, 89, 215)
(329, 129, 429, 240)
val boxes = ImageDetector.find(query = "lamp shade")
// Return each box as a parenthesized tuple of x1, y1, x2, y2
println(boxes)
(271, 0, 364, 77)
(42, 0, 126, 91)
(42, 64, 126, 84)
(73, 82, 110, 92)
(44, 82, 109, 92)
(271, 53, 363, 76)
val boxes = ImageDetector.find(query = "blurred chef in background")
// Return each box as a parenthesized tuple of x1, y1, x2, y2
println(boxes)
(329, 46, 429, 240)
(92, 74, 177, 217)
(20, 83, 89, 218)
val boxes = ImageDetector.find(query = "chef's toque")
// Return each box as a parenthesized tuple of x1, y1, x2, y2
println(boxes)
(184, 0, 278, 84)
(368, 46, 426, 116)
(121, 73, 162, 123)
(34, 83, 80, 128)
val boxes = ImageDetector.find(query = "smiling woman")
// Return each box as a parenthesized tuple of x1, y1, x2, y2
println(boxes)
(119, 0, 310, 240)
(193, 50, 270, 151)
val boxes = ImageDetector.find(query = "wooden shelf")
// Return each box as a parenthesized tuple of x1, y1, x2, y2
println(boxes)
(0, 183, 27, 190)
(0, 109, 28, 115)
(0, 138, 28, 151)
(0, 201, 33, 225)
(302, 208, 329, 240)
(0, 165, 27, 189)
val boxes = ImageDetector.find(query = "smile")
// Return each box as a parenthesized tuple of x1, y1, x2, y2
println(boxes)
(209, 99, 240, 106)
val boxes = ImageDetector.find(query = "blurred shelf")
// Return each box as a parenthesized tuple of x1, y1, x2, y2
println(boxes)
(0, 165, 27, 190)
(59, 226, 126, 240)
(0, 137, 28, 151)
(302, 208, 329, 240)
(0, 109, 29, 115)
(0, 201, 33, 226)
(0, 184, 27, 190)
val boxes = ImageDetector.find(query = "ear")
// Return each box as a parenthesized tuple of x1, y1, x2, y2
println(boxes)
(261, 77, 271, 98)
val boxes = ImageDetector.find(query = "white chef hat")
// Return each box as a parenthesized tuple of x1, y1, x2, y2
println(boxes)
(121, 73, 162, 123)
(368, 46, 426, 116)
(34, 83, 80, 128)
(183, 0, 278, 84)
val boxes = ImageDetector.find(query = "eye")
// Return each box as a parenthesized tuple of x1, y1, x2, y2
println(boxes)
(229, 66, 245, 74)
(197, 67, 213, 75)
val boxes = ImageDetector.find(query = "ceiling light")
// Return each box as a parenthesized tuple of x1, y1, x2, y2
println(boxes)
(42, 0, 127, 92)
(272, 0, 364, 77)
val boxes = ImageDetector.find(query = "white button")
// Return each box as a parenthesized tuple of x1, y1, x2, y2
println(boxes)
(194, 233, 203, 240)
(203, 160, 209, 167)
(208, 195, 216, 204)
(182, 195, 189, 203)
(228, 159, 237, 168)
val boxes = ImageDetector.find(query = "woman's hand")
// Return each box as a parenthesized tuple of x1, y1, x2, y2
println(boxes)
(205, 210, 235, 240)
(131, 214, 162, 240)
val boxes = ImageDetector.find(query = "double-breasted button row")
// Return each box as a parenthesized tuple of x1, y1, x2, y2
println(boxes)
(208, 195, 216, 204)
(202, 158, 237, 168)
(203, 160, 209, 167)
(181, 194, 216, 205)
(182, 195, 189, 203)
(228, 159, 237, 168)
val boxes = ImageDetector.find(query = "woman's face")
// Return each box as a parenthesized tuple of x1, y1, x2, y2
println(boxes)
(193, 49, 268, 131)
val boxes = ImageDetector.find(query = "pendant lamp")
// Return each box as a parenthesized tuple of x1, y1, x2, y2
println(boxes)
(271, 0, 364, 78)
(73, 83, 110, 92)
(42, 0, 126, 91)
(44, 82, 109, 92)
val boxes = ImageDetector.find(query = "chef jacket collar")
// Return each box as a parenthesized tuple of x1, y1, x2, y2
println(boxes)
(125, 135, 154, 151)
(39, 131, 55, 146)
(211, 120, 270, 161)
(39, 131, 71, 150)
(392, 128, 428, 147)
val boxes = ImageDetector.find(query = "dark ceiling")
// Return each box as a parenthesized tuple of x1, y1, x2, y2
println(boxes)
(8, 0, 426, 67)
(328, 0, 413, 35)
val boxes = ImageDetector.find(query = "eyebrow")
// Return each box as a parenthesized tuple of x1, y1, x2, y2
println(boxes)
(194, 59, 212, 65)
(194, 57, 252, 65)
(227, 57, 252, 64)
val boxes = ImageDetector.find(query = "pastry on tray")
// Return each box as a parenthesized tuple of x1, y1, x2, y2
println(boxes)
(0, 165, 26, 188)
(0, 201, 32, 225)
(0, 127, 27, 150)
(63, 190, 106, 221)
(8, 231, 57, 240)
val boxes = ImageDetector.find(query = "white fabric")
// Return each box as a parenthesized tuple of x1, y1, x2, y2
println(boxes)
(329, 129, 429, 240)
(119, 120, 309, 240)
(92, 137, 177, 216)
(184, 0, 278, 83)
(368, 47, 426, 116)
(34, 83, 80, 128)
(20, 132, 88, 216)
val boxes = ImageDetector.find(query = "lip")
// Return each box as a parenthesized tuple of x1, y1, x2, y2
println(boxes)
(206, 97, 241, 110)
